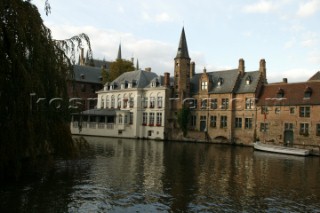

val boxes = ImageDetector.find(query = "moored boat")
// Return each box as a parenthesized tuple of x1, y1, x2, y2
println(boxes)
(253, 142, 311, 156)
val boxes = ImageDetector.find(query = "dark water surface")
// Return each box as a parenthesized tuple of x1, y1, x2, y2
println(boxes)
(1, 136, 320, 212)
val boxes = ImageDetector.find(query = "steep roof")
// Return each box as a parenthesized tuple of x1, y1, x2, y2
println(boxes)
(190, 69, 240, 94)
(175, 27, 190, 59)
(257, 81, 320, 106)
(72, 65, 103, 84)
(111, 69, 158, 88)
(235, 71, 261, 93)
(308, 71, 320, 81)
(117, 43, 122, 60)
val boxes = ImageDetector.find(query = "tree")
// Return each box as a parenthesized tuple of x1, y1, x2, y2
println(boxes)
(101, 67, 110, 85)
(109, 59, 134, 82)
(177, 106, 190, 137)
(0, 0, 91, 179)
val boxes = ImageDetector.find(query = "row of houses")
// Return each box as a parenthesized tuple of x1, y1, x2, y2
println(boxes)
(70, 28, 320, 149)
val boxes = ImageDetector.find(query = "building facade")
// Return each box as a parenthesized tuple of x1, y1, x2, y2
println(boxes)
(71, 69, 172, 140)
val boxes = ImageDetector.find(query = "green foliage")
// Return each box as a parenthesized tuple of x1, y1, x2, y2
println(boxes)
(177, 107, 190, 137)
(109, 59, 134, 82)
(0, 0, 90, 180)
(101, 67, 109, 84)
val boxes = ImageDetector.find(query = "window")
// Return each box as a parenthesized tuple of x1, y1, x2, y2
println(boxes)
(210, 99, 218, 109)
(117, 97, 121, 108)
(290, 107, 295, 114)
(118, 114, 123, 124)
(217, 78, 223, 86)
(210, 116, 217, 127)
(201, 99, 207, 108)
(81, 84, 86, 92)
(245, 118, 252, 129)
(260, 123, 269, 132)
(191, 115, 197, 127)
(111, 96, 115, 108)
(220, 116, 227, 128)
(284, 123, 293, 130)
(129, 97, 134, 108)
(235, 117, 242, 128)
(106, 96, 109, 108)
(100, 97, 104, 109)
(304, 87, 312, 98)
(124, 115, 128, 124)
(222, 98, 229, 109)
(143, 97, 148, 108)
(277, 88, 284, 98)
(201, 81, 208, 90)
(261, 106, 268, 114)
(129, 112, 133, 125)
(246, 76, 251, 85)
(299, 106, 310, 117)
(150, 97, 155, 108)
(245, 98, 254, 109)
(300, 123, 309, 135)
(157, 97, 163, 108)
(156, 113, 162, 126)
(123, 98, 128, 108)
(149, 113, 155, 126)
(316, 124, 320, 136)
(142, 112, 148, 125)
(275, 107, 280, 114)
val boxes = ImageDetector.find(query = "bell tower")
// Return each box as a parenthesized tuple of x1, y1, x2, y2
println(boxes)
(174, 27, 191, 108)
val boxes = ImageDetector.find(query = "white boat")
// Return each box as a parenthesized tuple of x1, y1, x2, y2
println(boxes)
(253, 142, 311, 156)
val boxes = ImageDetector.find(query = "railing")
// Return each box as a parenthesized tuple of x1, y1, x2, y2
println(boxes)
(98, 123, 105, 129)
(89, 122, 97, 129)
(106, 123, 114, 129)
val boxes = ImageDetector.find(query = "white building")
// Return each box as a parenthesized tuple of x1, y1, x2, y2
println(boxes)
(71, 69, 172, 140)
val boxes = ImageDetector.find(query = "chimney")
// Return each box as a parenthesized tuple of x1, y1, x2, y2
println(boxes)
(190, 61, 195, 78)
(145, 67, 151, 72)
(283, 78, 288, 83)
(259, 59, 267, 84)
(164, 72, 170, 87)
(238, 58, 245, 75)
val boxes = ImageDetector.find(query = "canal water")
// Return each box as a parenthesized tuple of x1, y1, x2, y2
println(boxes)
(1, 136, 320, 212)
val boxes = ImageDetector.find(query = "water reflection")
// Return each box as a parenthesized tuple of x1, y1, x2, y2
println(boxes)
(1, 136, 320, 212)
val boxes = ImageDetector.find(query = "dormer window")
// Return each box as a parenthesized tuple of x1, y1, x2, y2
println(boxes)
(151, 80, 158, 87)
(80, 74, 85, 79)
(246, 76, 252, 85)
(201, 81, 208, 90)
(217, 77, 223, 86)
(132, 80, 137, 87)
(277, 88, 284, 98)
(304, 86, 312, 98)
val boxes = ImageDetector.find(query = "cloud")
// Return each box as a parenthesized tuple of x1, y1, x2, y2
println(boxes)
(284, 38, 296, 49)
(308, 51, 320, 64)
(300, 31, 319, 48)
(297, 0, 320, 17)
(142, 12, 173, 23)
(155, 12, 172, 22)
(243, 0, 277, 13)
(45, 23, 205, 76)
(268, 68, 315, 82)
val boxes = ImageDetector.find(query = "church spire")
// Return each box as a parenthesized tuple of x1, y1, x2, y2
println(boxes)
(136, 59, 139, 70)
(175, 27, 190, 59)
(117, 43, 122, 60)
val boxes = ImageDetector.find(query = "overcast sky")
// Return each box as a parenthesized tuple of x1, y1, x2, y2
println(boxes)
(32, 0, 320, 83)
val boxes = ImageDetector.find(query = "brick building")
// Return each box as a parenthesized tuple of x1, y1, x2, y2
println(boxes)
(256, 78, 320, 149)
(170, 27, 320, 149)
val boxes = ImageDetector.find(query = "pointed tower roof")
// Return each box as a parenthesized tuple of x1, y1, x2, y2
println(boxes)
(175, 27, 190, 59)
(117, 43, 122, 60)
(136, 59, 139, 70)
